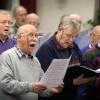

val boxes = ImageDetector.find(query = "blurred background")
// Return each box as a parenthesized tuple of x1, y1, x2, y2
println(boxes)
(0, 0, 99, 35)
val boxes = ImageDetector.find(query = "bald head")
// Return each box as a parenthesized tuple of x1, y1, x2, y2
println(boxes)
(69, 14, 82, 25)
(26, 13, 40, 29)
(69, 14, 82, 31)
(13, 6, 27, 27)
(90, 25, 100, 45)
(16, 24, 37, 36)
(13, 6, 27, 16)
(93, 25, 100, 33)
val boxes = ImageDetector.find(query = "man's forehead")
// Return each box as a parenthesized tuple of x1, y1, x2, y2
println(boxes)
(24, 28, 37, 34)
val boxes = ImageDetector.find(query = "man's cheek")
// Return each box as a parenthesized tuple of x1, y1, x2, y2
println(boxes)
(0, 28, 3, 34)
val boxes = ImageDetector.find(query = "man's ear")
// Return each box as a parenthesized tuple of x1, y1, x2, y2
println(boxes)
(90, 32, 92, 37)
(58, 27, 63, 33)
(17, 34, 21, 41)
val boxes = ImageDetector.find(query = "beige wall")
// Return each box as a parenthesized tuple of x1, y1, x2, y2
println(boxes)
(7, 0, 95, 35)
(37, 0, 95, 35)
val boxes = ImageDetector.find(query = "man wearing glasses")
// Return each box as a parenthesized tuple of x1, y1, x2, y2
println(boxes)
(10, 6, 27, 38)
(0, 10, 16, 55)
(36, 16, 93, 100)
(0, 24, 64, 100)
(81, 26, 100, 55)
(81, 25, 100, 100)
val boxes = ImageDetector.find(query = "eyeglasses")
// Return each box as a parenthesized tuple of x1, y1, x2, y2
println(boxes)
(92, 33, 99, 39)
(27, 34, 38, 39)
(0, 20, 13, 25)
(64, 33, 77, 40)
(21, 33, 38, 39)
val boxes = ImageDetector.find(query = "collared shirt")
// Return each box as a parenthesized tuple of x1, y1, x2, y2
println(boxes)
(0, 40, 6, 43)
(0, 37, 8, 43)
(89, 43, 94, 48)
(0, 36, 16, 54)
(15, 45, 33, 59)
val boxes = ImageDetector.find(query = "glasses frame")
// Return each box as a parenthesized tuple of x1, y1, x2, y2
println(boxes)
(0, 20, 13, 25)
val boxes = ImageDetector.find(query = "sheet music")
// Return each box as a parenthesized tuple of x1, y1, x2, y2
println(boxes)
(39, 56, 71, 88)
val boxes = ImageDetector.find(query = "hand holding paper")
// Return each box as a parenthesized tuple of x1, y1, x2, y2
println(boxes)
(50, 82, 64, 93)
(39, 57, 71, 88)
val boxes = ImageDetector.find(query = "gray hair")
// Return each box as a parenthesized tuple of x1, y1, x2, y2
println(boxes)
(60, 14, 69, 22)
(0, 10, 10, 15)
(58, 16, 79, 32)
(16, 24, 35, 36)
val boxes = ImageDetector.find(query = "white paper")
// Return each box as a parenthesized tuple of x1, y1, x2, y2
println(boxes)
(39, 56, 71, 88)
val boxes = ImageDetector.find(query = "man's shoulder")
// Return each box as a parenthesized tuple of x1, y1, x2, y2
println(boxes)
(85, 46, 96, 55)
(40, 37, 53, 47)
(1, 47, 15, 56)
(36, 37, 55, 55)
(5, 37, 16, 46)
(81, 44, 89, 52)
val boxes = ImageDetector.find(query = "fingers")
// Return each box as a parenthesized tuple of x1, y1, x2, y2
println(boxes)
(82, 77, 94, 83)
(32, 82, 47, 93)
(73, 74, 94, 85)
(51, 82, 64, 93)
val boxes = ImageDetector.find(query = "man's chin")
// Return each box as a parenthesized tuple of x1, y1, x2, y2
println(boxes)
(29, 48, 35, 52)
(3, 33, 9, 36)
(63, 44, 70, 48)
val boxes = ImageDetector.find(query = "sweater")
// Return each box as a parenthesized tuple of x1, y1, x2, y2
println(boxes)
(0, 47, 53, 100)
(36, 32, 92, 100)
(0, 36, 16, 54)
(78, 43, 93, 96)
(84, 43, 100, 98)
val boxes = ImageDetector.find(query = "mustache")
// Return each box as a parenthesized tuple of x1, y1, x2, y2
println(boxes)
(30, 42, 37, 45)
(29, 42, 37, 47)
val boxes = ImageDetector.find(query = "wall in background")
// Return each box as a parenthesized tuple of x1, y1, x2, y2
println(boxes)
(37, 0, 95, 35)
(0, 0, 95, 35)
(1, 0, 20, 22)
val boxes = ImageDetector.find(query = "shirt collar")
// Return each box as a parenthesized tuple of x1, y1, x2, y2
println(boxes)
(53, 32, 74, 50)
(0, 37, 8, 43)
(89, 43, 94, 48)
(95, 43, 100, 50)
(97, 43, 100, 48)
(15, 45, 33, 59)
(0, 40, 5, 43)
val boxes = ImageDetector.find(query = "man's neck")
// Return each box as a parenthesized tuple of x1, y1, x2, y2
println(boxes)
(0, 35, 8, 41)
(15, 23, 21, 28)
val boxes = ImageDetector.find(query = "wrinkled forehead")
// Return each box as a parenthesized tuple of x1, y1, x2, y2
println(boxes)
(23, 26, 37, 35)
(93, 29, 100, 35)
(64, 26, 78, 35)
(0, 14, 11, 17)
(0, 14, 11, 21)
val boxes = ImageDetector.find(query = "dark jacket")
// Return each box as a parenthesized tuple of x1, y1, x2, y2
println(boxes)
(36, 33, 91, 100)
